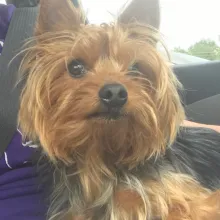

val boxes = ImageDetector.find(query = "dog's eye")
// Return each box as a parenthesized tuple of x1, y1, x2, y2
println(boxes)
(127, 63, 140, 76)
(67, 59, 87, 78)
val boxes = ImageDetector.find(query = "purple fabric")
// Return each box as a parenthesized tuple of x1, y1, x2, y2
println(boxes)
(0, 131, 47, 219)
(0, 4, 15, 53)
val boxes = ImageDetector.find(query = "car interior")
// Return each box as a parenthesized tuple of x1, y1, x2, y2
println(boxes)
(0, 0, 220, 157)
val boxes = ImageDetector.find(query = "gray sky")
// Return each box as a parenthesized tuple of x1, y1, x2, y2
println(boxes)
(1, 0, 219, 49)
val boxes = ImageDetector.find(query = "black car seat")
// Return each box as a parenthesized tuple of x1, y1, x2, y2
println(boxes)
(0, 4, 38, 158)
(174, 62, 220, 125)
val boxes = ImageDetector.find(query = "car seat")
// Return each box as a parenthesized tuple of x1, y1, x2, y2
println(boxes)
(174, 62, 220, 125)
(0, 3, 38, 157)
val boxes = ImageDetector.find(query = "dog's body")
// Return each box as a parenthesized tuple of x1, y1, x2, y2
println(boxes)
(18, 0, 220, 219)
(36, 127, 220, 220)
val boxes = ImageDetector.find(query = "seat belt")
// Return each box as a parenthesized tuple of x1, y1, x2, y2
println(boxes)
(0, 7, 38, 158)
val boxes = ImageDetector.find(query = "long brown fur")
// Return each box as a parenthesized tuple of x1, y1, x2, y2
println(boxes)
(18, 0, 220, 219)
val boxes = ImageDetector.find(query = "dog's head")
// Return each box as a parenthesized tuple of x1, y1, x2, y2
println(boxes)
(19, 0, 184, 169)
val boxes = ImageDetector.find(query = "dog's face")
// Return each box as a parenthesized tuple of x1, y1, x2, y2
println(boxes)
(19, 0, 184, 168)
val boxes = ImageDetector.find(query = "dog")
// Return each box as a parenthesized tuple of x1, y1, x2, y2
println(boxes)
(18, 0, 220, 219)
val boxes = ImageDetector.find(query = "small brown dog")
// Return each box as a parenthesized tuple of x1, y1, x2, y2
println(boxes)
(18, 0, 220, 219)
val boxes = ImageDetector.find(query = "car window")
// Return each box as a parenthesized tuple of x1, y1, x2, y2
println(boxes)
(161, 0, 220, 63)
(82, 0, 220, 64)
(2, 0, 219, 64)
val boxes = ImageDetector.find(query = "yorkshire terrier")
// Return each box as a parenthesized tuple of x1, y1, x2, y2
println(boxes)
(18, 0, 220, 219)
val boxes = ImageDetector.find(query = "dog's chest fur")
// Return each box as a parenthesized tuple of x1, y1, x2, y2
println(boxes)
(36, 127, 220, 219)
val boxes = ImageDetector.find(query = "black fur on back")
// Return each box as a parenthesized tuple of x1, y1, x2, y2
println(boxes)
(166, 127, 220, 189)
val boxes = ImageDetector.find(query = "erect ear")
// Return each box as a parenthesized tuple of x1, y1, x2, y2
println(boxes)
(36, 0, 85, 35)
(118, 0, 160, 29)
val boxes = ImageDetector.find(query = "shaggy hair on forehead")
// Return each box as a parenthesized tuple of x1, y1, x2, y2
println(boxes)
(18, 0, 220, 219)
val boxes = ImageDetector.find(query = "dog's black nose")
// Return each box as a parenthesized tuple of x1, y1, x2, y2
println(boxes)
(99, 83, 128, 108)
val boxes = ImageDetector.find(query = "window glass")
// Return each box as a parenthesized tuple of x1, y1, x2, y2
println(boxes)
(82, 0, 220, 64)
(161, 0, 220, 62)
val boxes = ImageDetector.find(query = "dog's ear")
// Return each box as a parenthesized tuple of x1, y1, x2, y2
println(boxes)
(36, 0, 84, 35)
(118, 0, 160, 29)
